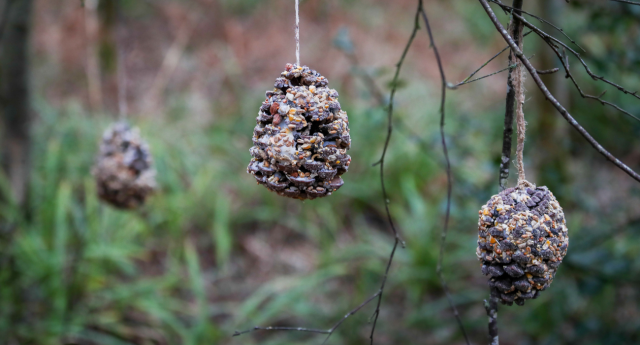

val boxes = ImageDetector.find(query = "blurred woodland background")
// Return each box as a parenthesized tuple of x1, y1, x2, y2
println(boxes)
(0, 0, 639, 344)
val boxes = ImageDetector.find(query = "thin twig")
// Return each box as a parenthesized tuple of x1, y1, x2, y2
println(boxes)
(233, 326, 329, 337)
(420, 3, 471, 345)
(449, 31, 532, 89)
(232, 292, 382, 341)
(545, 40, 640, 123)
(488, 0, 585, 52)
(517, 13, 640, 122)
(536, 68, 559, 75)
(479, 0, 640, 183)
(506, 10, 640, 103)
(323, 292, 381, 345)
(453, 45, 509, 87)
(454, 65, 514, 88)
(367, 2, 426, 342)
(367, 240, 401, 345)
(611, 0, 640, 5)
(505, 12, 640, 123)
(484, 289, 500, 345)
(454, 54, 533, 88)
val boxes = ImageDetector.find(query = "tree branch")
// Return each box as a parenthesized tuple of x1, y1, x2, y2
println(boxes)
(544, 39, 640, 123)
(488, 0, 585, 52)
(506, 11, 640, 124)
(449, 31, 532, 89)
(419, 3, 471, 345)
(496, 5, 640, 103)
(479, 0, 640, 183)
(536, 67, 559, 75)
(367, 2, 427, 341)
(484, 289, 500, 345)
(610, 0, 640, 5)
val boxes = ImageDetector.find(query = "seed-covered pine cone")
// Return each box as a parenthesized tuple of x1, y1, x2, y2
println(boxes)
(477, 182, 569, 306)
(247, 63, 351, 200)
(93, 122, 156, 209)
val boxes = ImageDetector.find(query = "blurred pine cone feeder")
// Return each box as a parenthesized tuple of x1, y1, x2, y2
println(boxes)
(93, 122, 156, 209)
(477, 182, 569, 306)
(247, 63, 351, 199)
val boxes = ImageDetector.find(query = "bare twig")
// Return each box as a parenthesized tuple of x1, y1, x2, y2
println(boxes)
(233, 292, 382, 342)
(449, 31, 532, 89)
(509, 12, 640, 123)
(367, 2, 426, 341)
(546, 40, 640, 123)
(536, 68, 559, 75)
(611, 0, 640, 5)
(484, 289, 500, 345)
(453, 53, 533, 88)
(488, 0, 585, 52)
(503, 10, 640, 103)
(454, 64, 514, 88)
(452, 45, 509, 88)
(234, 326, 329, 337)
(420, 4, 471, 345)
(479, 0, 640, 183)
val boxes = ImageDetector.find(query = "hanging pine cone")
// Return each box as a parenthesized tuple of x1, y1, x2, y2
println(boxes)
(477, 182, 569, 306)
(93, 121, 156, 209)
(247, 63, 351, 200)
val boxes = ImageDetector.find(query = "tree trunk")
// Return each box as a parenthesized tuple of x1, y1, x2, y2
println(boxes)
(0, 0, 33, 207)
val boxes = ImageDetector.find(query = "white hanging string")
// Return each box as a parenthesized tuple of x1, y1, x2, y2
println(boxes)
(295, 0, 300, 66)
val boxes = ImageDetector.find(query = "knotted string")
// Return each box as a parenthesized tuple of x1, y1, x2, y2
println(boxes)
(512, 17, 527, 188)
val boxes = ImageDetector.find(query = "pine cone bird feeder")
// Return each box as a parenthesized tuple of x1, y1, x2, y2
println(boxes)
(247, 63, 351, 200)
(93, 122, 156, 209)
(477, 182, 569, 306)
